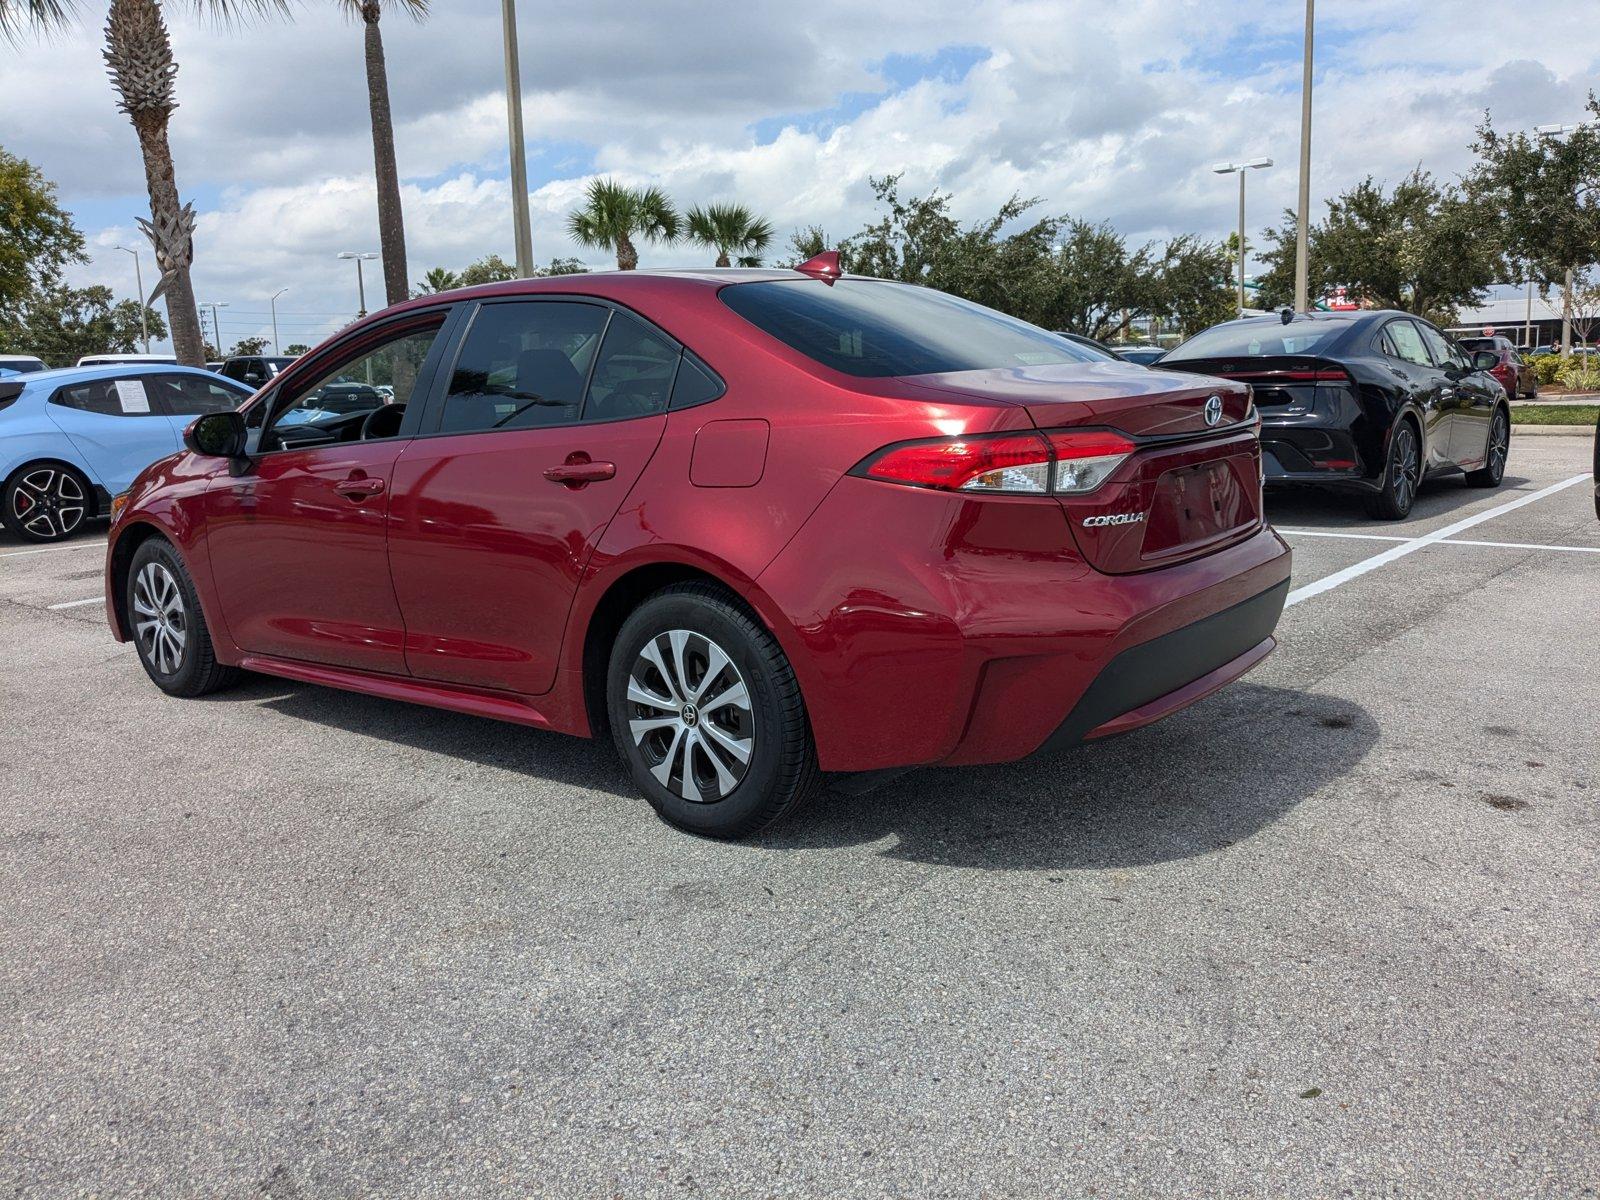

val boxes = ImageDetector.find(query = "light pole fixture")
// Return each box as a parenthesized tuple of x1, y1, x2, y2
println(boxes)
(1214, 158, 1273, 317)
(501, 0, 535, 278)
(115, 245, 149, 353)
(201, 301, 228, 355)
(338, 251, 379, 318)
(1294, 0, 1314, 314)
(269, 288, 288, 355)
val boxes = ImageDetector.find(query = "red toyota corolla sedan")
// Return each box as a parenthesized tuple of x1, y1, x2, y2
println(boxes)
(105, 255, 1291, 837)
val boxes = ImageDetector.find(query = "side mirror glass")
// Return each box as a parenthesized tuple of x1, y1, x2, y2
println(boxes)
(1472, 351, 1500, 373)
(184, 410, 247, 458)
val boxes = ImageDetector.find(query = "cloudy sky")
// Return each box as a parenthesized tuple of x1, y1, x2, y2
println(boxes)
(1, 0, 1595, 353)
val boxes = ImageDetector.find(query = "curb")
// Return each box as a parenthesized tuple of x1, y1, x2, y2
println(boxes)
(1511, 424, 1595, 438)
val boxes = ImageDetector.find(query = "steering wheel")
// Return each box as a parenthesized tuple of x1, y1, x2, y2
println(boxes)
(360, 403, 405, 441)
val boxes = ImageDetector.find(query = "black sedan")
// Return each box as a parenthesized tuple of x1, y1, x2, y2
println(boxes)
(1160, 310, 1510, 519)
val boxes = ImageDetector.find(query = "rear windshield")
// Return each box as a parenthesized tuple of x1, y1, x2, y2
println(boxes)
(719, 278, 1102, 378)
(1167, 318, 1355, 360)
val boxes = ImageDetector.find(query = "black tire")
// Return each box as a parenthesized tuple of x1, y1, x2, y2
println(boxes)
(1364, 419, 1421, 520)
(126, 537, 241, 697)
(606, 582, 817, 838)
(2, 462, 94, 543)
(1466, 407, 1509, 488)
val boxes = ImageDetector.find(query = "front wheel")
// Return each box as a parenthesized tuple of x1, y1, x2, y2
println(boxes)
(126, 538, 241, 697)
(607, 583, 817, 838)
(1466, 409, 1509, 488)
(1364, 421, 1420, 520)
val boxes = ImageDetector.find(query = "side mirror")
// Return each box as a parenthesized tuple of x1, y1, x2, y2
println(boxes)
(184, 410, 247, 459)
(1471, 351, 1500, 373)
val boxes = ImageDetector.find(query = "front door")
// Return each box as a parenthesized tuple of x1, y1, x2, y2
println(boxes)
(1380, 319, 1451, 470)
(387, 299, 679, 695)
(201, 315, 450, 673)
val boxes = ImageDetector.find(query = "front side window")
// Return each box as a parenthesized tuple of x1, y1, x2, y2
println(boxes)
(1415, 321, 1462, 369)
(256, 320, 443, 453)
(721, 279, 1104, 378)
(438, 301, 608, 433)
(158, 374, 249, 415)
(50, 376, 166, 417)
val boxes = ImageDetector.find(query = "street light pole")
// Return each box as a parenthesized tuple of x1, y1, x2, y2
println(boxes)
(269, 288, 288, 355)
(115, 245, 148, 353)
(1214, 159, 1273, 318)
(338, 251, 379, 319)
(1294, 0, 1314, 313)
(501, 0, 535, 278)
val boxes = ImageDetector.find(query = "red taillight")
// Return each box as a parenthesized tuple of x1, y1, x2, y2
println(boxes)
(857, 429, 1136, 496)
(1222, 369, 1349, 383)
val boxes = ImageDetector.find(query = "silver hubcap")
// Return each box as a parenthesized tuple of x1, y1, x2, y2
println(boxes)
(11, 468, 86, 540)
(1392, 427, 1418, 509)
(132, 562, 187, 676)
(627, 629, 754, 804)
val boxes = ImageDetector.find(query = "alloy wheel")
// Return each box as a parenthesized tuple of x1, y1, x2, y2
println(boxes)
(1392, 426, 1419, 511)
(1487, 413, 1508, 479)
(132, 561, 188, 676)
(626, 628, 755, 804)
(11, 468, 86, 540)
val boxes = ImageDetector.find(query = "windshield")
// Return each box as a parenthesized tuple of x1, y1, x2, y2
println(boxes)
(1166, 318, 1356, 360)
(720, 278, 1104, 378)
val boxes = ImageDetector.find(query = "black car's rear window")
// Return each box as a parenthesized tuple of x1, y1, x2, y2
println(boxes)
(720, 278, 1102, 378)
(1167, 318, 1356, 360)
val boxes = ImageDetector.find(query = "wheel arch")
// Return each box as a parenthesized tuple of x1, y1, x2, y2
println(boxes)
(107, 519, 171, 641)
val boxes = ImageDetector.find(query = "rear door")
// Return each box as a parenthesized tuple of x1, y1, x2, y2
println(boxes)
(45, 373, 180, 493)
(387, 298, 677, 694)
(1379, 319, 1451, 469)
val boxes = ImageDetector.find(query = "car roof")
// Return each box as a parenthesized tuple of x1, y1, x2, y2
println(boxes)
(12, 362, 245, 388)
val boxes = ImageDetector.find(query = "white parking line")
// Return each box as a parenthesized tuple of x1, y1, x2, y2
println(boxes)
(1, 541, 108, 559)
(1280, 529, 1600, 553)
(47, 597, 105, 611)
(1284, 473, 1595, 608)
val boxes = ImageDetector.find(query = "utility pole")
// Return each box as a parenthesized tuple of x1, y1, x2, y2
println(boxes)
(202, 301, 228, 356)
(270, 288, 288, 355)
(1294, 0, 1314, 313)
(501, 0, 535, 278)
(1524, 279, 1534, 349)
(115, 245, 149, 353)
(1213, 159, 1273, 317)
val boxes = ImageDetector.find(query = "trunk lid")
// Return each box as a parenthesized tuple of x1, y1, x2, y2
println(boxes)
(1155, 353, 1350, 410)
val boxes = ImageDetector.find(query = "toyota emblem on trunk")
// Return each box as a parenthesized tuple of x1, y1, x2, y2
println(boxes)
(1204, 394, 1224, 426)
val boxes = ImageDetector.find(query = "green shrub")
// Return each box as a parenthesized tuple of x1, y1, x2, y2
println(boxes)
(1556, 355, 1600, 392)
(1529, 353, 1564, 386)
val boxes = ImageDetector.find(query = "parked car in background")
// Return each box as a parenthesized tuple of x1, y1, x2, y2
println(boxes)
(206, 361, 226, 373)
(1458, 335, 1538, 398)
(218, 354, 298, 389)
(0, 354, 49, 376)
(1, 364, 250, 542)
(106, 261, 1290, 838)
(76, 352, 178, 368)
(1160, 310, 1510, 519)
(1113, 344, 1168, 366)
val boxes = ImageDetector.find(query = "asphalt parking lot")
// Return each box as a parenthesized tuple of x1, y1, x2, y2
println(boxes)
(1, 435, 1596, 1197)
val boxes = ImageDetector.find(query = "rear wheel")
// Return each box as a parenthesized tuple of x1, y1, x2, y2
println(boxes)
(607, 583, 817, 838)
(1466, 408, 1509, 488)
(126, 538, 240, 697)
(1364, 420, 1420, 520)
(2, 463, 92, 543)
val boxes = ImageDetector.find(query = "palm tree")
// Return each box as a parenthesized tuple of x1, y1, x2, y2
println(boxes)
(686, 202, 775, 268)
(414, 266, 459, 295)
(339, 0, 425, 309)
(566, 179, 679, 270)
(1, 0, 287, 366)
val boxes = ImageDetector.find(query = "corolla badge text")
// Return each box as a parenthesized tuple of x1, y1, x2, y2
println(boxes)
(1081, 512, 1146, 527)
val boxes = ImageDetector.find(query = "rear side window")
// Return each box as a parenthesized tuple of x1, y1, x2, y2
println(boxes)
(439, 301, 607, 432)
(720, 279, 1101, 378)
(1383, 320, 1432, 367)
(50, 377, 164, 416)
(671, 353, 724, 409)
(1168, 319, 1354, 360)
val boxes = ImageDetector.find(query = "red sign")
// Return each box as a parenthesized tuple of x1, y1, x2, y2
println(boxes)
(1482, 326, 1495, 335)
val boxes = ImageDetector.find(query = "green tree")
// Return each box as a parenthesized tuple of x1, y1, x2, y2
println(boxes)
(0, 147, 85, 324)
(456, 254, 518, 286)
(1469, 95, 1600, 354)
(567, 178, 679, 270)
(685, 202, 775, 267)
(228, 335, 268, 355)
(0, 0, 289, 367)
(1148, 234, 1235, 338)
(782, 225, 831, 267)
(536, 256, 587, 277)
(1255, 170, 1502, 325)
(414, 266, 459, 295)
(336, 0, 426, 307)
(284, 342, 309, 354)
(15, 283, 167, 365)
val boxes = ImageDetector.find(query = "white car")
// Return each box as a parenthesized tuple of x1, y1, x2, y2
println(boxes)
(0, 354, 49, 375)
(75, 352, 178, 367)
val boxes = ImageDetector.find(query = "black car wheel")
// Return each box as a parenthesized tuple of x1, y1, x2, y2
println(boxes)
(2, 463, 92, 543)
(126, 538, 240, 697)
(1466, 408, 1509, 488)
(1365, 421, 1420, 520)
(607, 582, 817, 839)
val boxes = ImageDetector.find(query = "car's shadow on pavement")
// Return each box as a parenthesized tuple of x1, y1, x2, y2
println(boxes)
(1264, 475, 1532, 529)
(758, 684, 1376, 871)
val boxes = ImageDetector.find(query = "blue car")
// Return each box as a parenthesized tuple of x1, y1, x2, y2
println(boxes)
(0, 363, 251, 542)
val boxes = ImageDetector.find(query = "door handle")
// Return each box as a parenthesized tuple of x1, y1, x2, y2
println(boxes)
(334, 475, 385, 499)
(544, 452, 616, 488)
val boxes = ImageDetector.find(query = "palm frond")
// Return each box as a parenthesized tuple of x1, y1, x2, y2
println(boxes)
(0, 0, 78, 41)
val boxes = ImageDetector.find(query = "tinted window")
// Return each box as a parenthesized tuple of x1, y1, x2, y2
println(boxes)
(159, 373, 249, 415)
(584, 311, 679, 421)
(1384, 320, 1432, 367)
(671, 353, 724, 409)
(1415, 321, 1458, 368)
(51, 377, 164, 416)
(1167, 318, 1355, 360)
(720, 279, 1102, 378)
(439, 301, 607, 433)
